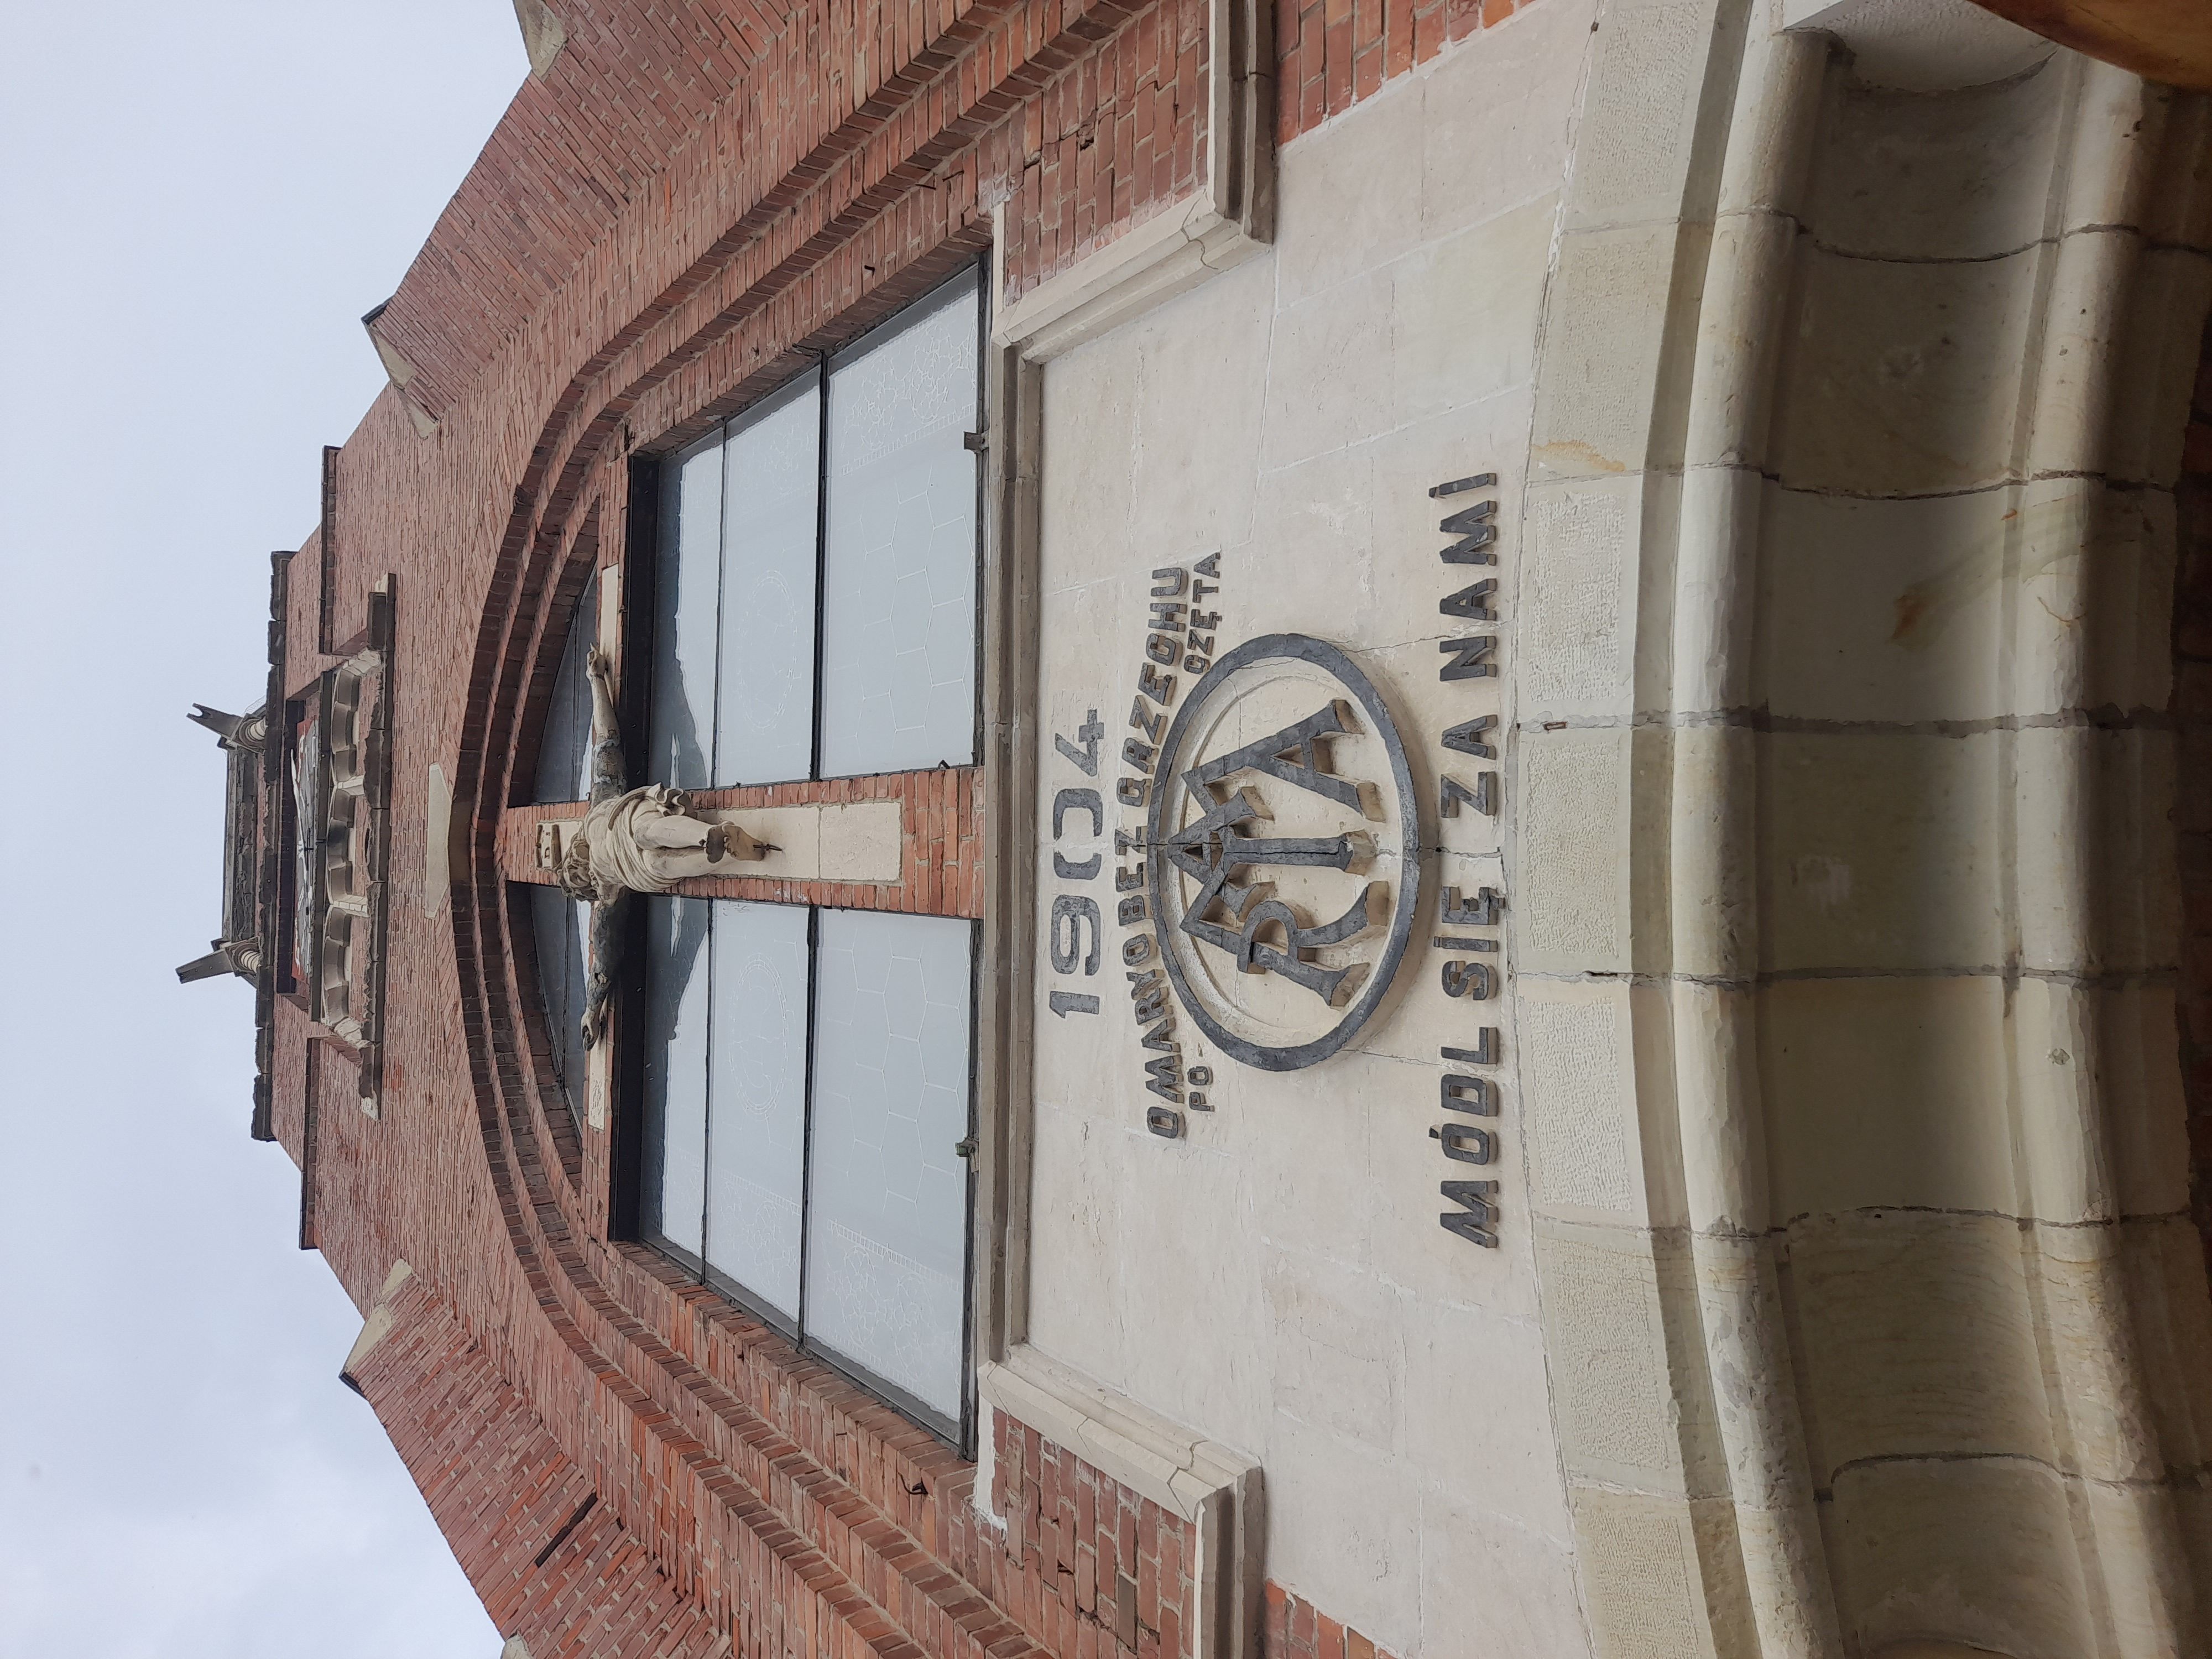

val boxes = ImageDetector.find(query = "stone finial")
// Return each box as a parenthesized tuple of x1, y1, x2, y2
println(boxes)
(176, 939, 261, 984)
(188, 704, 268, 750)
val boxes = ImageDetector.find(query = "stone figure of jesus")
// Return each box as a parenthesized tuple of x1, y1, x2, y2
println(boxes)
(560, 646, 766, 1045)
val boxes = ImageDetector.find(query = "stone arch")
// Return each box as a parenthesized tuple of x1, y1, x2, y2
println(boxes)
(1508, 0, 2212, 1651)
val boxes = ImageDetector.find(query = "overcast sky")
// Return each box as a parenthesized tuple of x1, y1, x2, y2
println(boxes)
(0, 5, 529, 1653)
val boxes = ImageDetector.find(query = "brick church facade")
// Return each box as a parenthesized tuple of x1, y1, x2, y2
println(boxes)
(191, 0, 2212, 1655)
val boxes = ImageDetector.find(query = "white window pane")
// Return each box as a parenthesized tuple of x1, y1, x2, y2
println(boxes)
(703, 901, 810, 1323)
(650, 438, 723, 791)
(805, 909, 973, 1421)
(716, 380, 821, 787)
(527, 883, 589, 1126)
(818, 276, 979, 778)
(535, 568, 597, 804)
(643, 895, 712, 1258)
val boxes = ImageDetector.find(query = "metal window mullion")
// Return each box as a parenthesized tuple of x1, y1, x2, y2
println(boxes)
(796, 904, 822, 1345)
(696, 900, 716, 1281)
(708, 425, 732, 790)
(810, 356, 831, 783)
(959, 916, 982, 1458)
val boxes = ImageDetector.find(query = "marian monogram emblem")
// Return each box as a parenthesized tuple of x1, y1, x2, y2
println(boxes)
(1145, 635, 1421, 1071)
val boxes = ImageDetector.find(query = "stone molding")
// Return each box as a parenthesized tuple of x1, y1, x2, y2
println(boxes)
(1515, 0, 2212, 1648)
(992, 194, 1267, 362)
(979, 1343, 1264, 1659)
(337, 1258, 415, 1392)
(993, 0, 1274, 361)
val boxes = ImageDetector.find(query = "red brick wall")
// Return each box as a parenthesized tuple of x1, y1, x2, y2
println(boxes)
(258, 0, 1563, 1653)
(988, 1415, 1198, 1659)
(345, 1270, 724, 1659)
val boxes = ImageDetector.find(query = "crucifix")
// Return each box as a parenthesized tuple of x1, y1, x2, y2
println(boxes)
(557, 648, 771, 1044)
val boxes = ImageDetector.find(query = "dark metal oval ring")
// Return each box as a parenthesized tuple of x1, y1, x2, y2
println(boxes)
(1144, 632, 1422, 1073)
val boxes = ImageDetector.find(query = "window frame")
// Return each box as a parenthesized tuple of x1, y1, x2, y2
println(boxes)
(635, 900, 982, 1444)
(646, 265, 988, 795)
(607, 260, 992, 1453)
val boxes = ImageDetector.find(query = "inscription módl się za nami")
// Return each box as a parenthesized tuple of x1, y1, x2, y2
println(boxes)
(1038, 472, 1511, 1248)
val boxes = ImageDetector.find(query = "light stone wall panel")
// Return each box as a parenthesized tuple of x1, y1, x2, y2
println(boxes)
(1391, 197, 1557, 429)
(1125, 256, 1274, 563)
(1417, 0, 1599, 239)
(1018, 0, 2212, 1652)
(1415, 1491, 1592, 1659)
(2098, 984, 2194, 1219)
(1018, 15, 1597, 1643)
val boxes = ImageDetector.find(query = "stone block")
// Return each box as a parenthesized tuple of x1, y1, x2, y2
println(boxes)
(1518, 978, 1644, 1223)
(2121, 1213, 2212, 1472)
(1390, 195, 1555, 430)
(1560, 0, 1727, 233)
(1785, 1209, 2056, 1480)
(1537, 1221, 1723, 1494)
(2105, 985, 2193, 1215)
(1771, 243, 2037, 497)
(1757, 729, 2003, 974)
(1513, 726, 1640, 974)
(1530, 222, 1692, 485)
(1517, 475, 1645, 721)
(2013, 726, 2181, 977)
(1803, 58, 2066, 262)
(1825, 1455, 2095, 1659)
(1755, 484, 2010, 725)
(1564, 1484, 1736, 1659)
(1760, 975, 2015, 1218)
